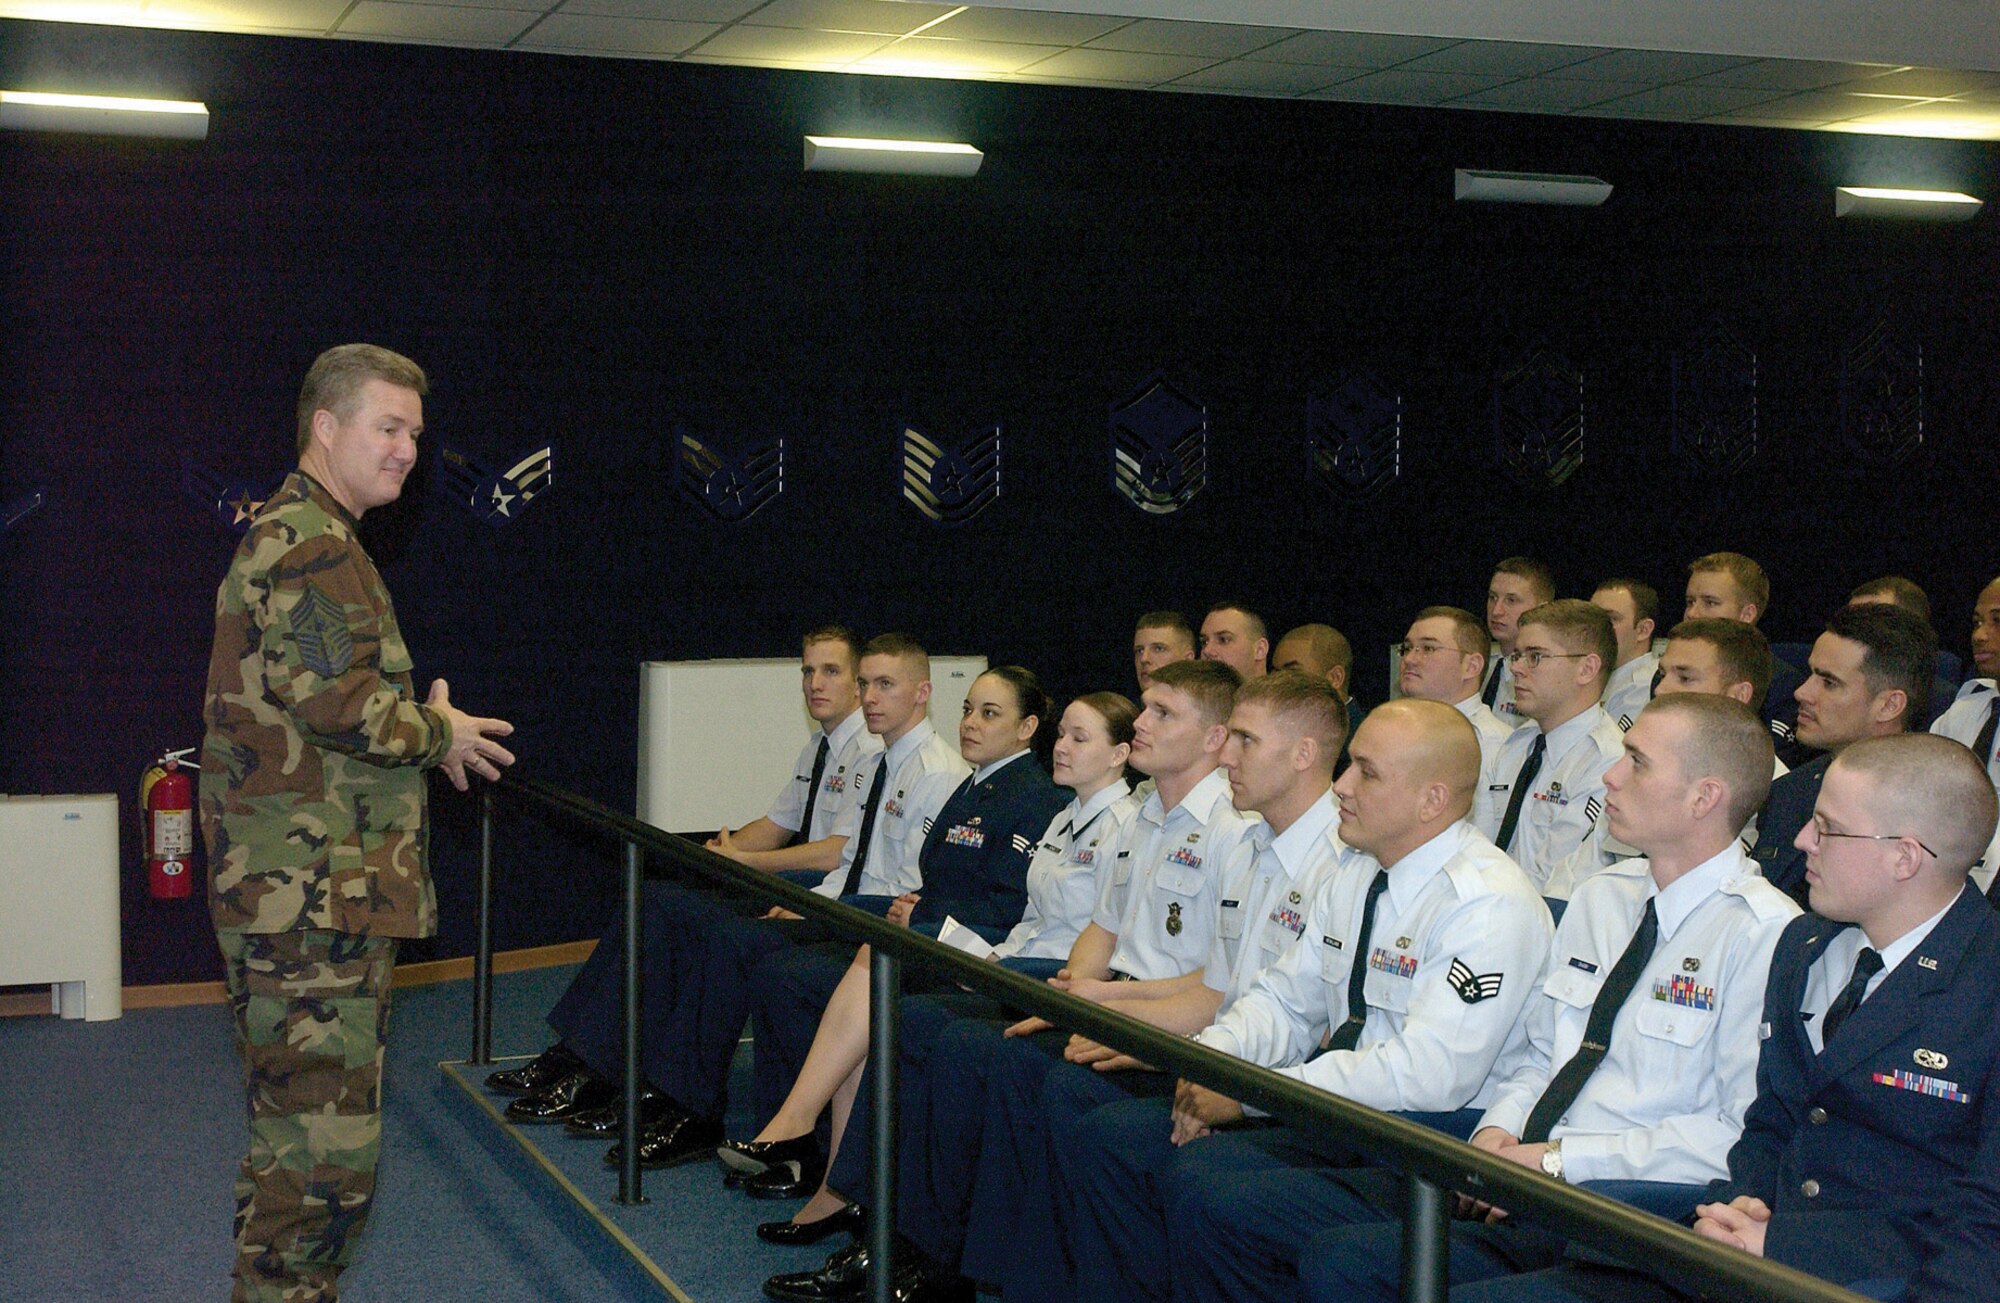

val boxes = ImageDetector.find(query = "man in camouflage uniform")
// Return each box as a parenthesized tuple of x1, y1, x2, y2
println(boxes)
(199, 343, 516, 1303)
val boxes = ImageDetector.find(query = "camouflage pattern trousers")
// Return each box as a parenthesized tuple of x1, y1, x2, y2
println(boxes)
(218, 928, 398, 1303)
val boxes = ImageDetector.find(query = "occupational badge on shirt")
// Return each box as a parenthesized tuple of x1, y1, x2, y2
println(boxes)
(1872, 1069, 1969, 1103)
(1682, 956, 1701, 973)
(1395, 936, 1412, 949)
(1652, 975, 1715, 1011)
(1369, 947, 1418, 978)
(1289, 890, 1303, 905)
(1446, 958, 1505, 1004)
(1585, 796, 1603, 823)
(944, 823, 986, 849)
(1166, 902, 1184, 937)
(1915, 1048, 1950, 1070)
(1186, 833, 1201, 843)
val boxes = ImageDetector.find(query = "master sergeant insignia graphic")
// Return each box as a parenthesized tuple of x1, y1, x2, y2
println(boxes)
(1308, 370, 1402, 499)
(1111, 373, 1207, 515)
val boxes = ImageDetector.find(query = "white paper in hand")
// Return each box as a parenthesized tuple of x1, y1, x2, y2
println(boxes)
(936, 915, 999, 960)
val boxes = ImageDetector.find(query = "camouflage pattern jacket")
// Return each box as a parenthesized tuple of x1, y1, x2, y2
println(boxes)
(199, 471, 452, 937)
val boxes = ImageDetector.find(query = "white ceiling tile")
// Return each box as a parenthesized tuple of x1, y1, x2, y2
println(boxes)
(140, 0, 352, 28)
(1585, 83, 1790, 116)
(1448, 78, 1651, 111)
(743, 0, 956, 36)
(515, 13, 719, 53)
(920, 8, 1129, 46)
(1681, 58, 1896, 91)
(856, 35, 1066, 74)
(337, 3, 542, 41)
(1246, 30, 1460, 69)
(1166, 59, 1350, 95)
(1013, 47, 1216, 84)
(1081, 18, 1296, 60)
(1829, 103, 2000, 137)
(1305, 69, 1512, 105)
(1397, 40, 1609, 78)
(694, 23, 891, 60)
(1842, 67, 2000, 96)
(1712, 90, 1874, 122)
(1549, 49, 1763, 83)
(561, 0, 759, 17)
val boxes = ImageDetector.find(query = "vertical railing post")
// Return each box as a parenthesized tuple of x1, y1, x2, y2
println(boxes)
(615, 839, 648, 1205)
(1401, 1174, 1448, 1303)
(471, 786, 495, 1066)
(867, 946, 901, 1303)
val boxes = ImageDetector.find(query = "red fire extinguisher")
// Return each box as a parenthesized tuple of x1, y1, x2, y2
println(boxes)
(141, 747, 200, 900)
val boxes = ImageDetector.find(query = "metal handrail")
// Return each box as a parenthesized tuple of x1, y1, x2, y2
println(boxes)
(472, 771, 1868, 1303)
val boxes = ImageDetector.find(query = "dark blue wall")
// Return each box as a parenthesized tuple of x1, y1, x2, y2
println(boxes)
(2, 18, 1995, 983)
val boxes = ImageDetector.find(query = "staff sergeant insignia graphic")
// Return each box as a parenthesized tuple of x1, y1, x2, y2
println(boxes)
(435, 442, 553, 525)
(1308, 371, 1402, 499)
(181, 460, 285, 535)
(678, 428, 785, 523)
(901, 422, 1001, 526)
(1, 486, 46, 535)
(1110, 373, 1207, 515)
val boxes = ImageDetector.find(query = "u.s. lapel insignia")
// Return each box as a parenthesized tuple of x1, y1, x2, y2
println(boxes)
(1917, 955, 1939, 971)
(1682, 956, 1701, 973)
(1915, 1048, 1950, 1070)
(1166, 902, 1184, 937)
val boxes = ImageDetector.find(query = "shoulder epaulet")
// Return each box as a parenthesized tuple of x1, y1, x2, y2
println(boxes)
(1720, 872, 1800, 923)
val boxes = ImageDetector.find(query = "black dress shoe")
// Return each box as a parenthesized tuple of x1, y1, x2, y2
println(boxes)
(763, 1242, 869, 1302)
(564, 1088, 680, 1137)
(718, 1132, 818, 1177)
(485, 1043, 584, 1096)
(756, 1200, 863, 1246)
(605, 1112, 725, 1170)
(504, 1071, 616, 1123)
(742, 1152, 828, 1200)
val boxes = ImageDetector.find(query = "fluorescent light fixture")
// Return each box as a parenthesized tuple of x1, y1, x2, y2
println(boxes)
(1454, 168, 1612, 207)
(803, 136, 982, 177)
(1835, 186, 1982, 220)
(0, 90, 209, 140)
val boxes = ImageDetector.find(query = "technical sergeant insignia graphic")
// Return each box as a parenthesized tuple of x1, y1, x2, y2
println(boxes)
(1110, 373, 1207, 515)
(1, 487, 47, 535)
(1308, 370, 1402, 499)
(901, 422, 1001, 526)
(1492, 347, 1585, 489)
(181, 459, 285, 535)
(677, 428, 784, 522)
(435, 442, 553, 525)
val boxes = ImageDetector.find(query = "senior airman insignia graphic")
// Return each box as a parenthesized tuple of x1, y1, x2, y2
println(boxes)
(181, 460, 284, 535)
(1840, 312, 1925, 468)
(1110, 373, 1207, 515)
(1, 486, 46, 534)
(1447, 958, 1505, 1004)
(1165, 901, 1184, 937)
(1493, 345, 1584, 489)
(1915, 1048, 1950, 1071)
(1307, 370, 1402, 499)
(901, 422, 1001, 526)
(676, 428, 784, 522)
(1671, 319, 1759, 475)
(435, 442, 553, 525)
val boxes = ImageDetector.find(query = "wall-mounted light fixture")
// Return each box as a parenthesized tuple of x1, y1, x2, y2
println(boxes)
(1454, 168, 1612, 207)
(0, 90, 209, 140)
(1834, 186, 1982, 221)
(803, 135, 982, 177)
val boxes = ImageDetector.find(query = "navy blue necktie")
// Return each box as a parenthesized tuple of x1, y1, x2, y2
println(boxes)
(838, 759, 890, 897)
(789, 735, 832, 849)
(1495, 732, 1547, 853)
(1324, 870, 1392, 1055)
(1820, 947, 1883, 1047)
(1522, 898, 1658, 1144)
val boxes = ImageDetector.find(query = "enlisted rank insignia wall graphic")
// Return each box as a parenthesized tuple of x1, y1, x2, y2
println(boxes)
(1, 487, 46, 534)
(901, 422, 1001, 526)
(1110, 373, 1207, 515)
(182, 460, 284, 535)
(1493, 346, 1585, 489)
(1671, 321, 1759, 474)
(677, 428, 784, 522)
(434, 442, 553, 525)
(1840, 314, 1924, 467)
(1307, 371, 1402, 498)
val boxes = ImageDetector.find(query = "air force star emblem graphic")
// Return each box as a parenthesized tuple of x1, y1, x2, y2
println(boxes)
(677, 428, 784, 523)
(901, 422, 1001, 526)
(1110, 373, 1207, 515)
(436, 442, 553, 525)
(181, 459, 284, 535)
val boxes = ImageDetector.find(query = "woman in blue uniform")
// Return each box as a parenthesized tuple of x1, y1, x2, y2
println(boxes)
(722, 687, 1139, 1239)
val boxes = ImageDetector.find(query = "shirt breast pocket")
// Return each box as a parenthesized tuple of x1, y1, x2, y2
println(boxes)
(1217, 904, 1245, 941)
(1542, 964, 1603, 1011)
(1630, 1000, 1714, 1052)
(1111, 853, 1134, 887)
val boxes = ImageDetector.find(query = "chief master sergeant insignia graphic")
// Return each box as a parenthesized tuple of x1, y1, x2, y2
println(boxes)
(435, 441, 553, 525)
(677, 426, 785, 522)
(901, 422, 1001, 526)
(1446, 957, 1505, 1004)
(1110, 372, 1208, 514)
